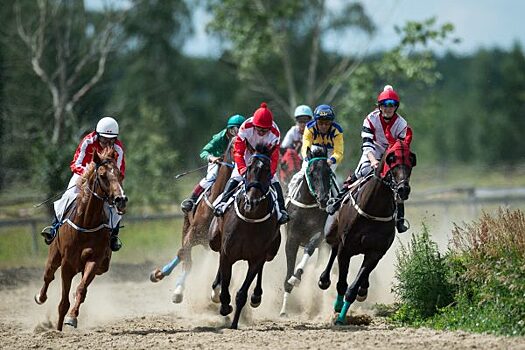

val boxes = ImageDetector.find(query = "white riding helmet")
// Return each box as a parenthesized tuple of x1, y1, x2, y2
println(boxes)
(96, 116, 119, 138)
(294, 105, 313, 119)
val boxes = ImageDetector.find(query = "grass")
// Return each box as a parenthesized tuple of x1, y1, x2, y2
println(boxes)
(0, 218, 184, 269)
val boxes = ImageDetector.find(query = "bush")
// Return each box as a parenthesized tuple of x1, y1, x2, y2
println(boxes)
(392, 222, 455, 321)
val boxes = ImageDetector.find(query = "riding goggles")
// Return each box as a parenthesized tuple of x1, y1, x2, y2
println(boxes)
(379, 99, 399, 107)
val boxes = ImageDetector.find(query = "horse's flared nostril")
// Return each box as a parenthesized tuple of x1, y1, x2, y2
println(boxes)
(398, 186, 411, 200)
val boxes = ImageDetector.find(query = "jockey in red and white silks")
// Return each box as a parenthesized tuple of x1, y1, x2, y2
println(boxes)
(354, 87, 413, 179)
(214, 102, 290, 224)
(42, 116, 126, 251)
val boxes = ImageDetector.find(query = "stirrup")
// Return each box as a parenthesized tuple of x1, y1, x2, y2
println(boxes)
(41, 226, 56, 245)
(278, 210, 290, 225)
(213, 202, 227, 217)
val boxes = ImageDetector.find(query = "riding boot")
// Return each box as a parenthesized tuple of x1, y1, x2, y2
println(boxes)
(326, 174, 357, 215)
(396, 202, 409, 233)
(272, 182, 289, 225)
(41, 216, 60, 245)
(110, 225, 122, 251)
(213, 179, 240, 217)
(181, 184, 205, 213)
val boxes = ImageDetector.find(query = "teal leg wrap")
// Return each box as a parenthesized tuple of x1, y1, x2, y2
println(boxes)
(334, 294, 344, 312)
(161, 256, 180, 276)
(336, 301, 351, 324)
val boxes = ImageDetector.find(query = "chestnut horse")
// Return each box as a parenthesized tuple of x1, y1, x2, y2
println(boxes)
(279, 147, 301, 191)
(149, 138, 235, 303)
(34, 148, 127, 330)
(208, 144, 281, 329)
(318, 140, 416, 324)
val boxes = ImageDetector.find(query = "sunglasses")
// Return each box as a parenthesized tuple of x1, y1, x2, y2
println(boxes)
(379, 99, 399, 108)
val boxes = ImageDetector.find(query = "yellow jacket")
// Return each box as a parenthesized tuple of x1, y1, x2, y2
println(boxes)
(301, 120, 344, 164)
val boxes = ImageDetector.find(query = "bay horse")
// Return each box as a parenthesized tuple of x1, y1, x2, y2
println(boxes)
(208, 144, 281, 329)
(279, 145, 333, 317)
(149, 138, 235, 303)
(34, 148, 127, 330)
(318, 140, 416, 324)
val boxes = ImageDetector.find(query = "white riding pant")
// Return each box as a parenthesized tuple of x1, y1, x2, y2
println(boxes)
(354, 150, 382, 179)
(53, 173, 121, 229)
(198, 162, 219, 189)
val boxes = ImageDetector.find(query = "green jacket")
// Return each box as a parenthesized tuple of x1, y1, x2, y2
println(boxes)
(200, 129, 229, 162)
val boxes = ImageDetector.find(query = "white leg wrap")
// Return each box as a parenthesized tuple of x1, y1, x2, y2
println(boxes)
(295, 253, 311, 272)
(279, 292, 290, 316)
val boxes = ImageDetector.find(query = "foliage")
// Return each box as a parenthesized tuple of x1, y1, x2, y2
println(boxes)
(392, 222, 455, 321)
(392, 209, 525, 336)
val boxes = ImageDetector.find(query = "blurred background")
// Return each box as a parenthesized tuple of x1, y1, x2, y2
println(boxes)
(1, 0, 524, 272)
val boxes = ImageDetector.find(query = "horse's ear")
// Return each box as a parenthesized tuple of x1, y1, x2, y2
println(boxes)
(306, 147, 312, 159)
(386, 153, 396, 166)
(409, 152, 417, 167)
(93, 150, 102, 165)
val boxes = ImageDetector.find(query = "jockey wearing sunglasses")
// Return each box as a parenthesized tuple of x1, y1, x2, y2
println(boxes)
(213, 102, 290, 224)
(328, 85, 413, 233)
(180, 114, 245, 213)
(41, 116, 126, 251)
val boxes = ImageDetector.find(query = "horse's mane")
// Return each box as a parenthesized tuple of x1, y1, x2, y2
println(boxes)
(77, 148, 117, 203)
(254, 143, 272, 157)
(309, 145, 328, 158)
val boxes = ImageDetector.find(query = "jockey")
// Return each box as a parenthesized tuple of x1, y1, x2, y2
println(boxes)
(287, 104, 344, 194)
(40, 116, 126, 251)
(213, 102, 290, 225)
(328, 85, 413, 233)
(280, 105, 313, 153)
(180, 114, 245, 213)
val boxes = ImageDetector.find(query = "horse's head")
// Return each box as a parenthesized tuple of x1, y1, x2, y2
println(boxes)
(91, 148, 128, 214)
(378, 140, 416, 201)
(244, 144, 272, 209)
(305, 146, 332, 208)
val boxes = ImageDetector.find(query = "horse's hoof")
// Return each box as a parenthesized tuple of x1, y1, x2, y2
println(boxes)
(172, 291, 183, 304)
(288, 275, 301, 287)
(334, 318, 346, 326)
(211, 287, 221, 304)
(64, 316, 77, 328)
(356, 288, 368, 302)
(220, 304, 233, 316)
(250, 294, 261, 308)
(318, 279, 331, 290)
(34, 293, 45, 305)
(149, 268, 164, 283)
(279, 311, 287, 318)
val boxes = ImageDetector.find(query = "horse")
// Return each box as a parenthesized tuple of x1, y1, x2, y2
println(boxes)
(318, 140, 416, 325)
(149, 138, 235, 303)
(208, 144, 281, 329)
(279, 147, 302, 191)
(34, 148, 128, 330)
(279, 145, 334, 317)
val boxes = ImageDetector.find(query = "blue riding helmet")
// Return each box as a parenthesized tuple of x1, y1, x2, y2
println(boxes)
(313, 104, 335, 121)
(227, 114, 246, 128)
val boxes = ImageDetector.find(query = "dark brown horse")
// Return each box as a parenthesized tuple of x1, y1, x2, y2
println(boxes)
(34, 148, 127, 330)
(149, 138, 235, 303)
(279, 145, 333, 316)
(318, 140, 416, 324)
(208, 144, 281, 329)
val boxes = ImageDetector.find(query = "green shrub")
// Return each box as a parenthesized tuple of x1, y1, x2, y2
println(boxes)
(392, 222, 455, 321)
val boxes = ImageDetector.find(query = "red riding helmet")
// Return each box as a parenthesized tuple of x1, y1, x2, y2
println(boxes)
(253, 102, 273, 128)
(377, 85, 400, 104)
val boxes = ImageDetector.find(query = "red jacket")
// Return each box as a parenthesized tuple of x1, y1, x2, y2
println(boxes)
(70, 131, 126, 178)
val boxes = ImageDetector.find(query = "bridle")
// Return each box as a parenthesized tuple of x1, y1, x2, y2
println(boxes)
(289, 156, 334, 209)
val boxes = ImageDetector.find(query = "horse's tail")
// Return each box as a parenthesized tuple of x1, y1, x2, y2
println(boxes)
(81, 248, 94, 263)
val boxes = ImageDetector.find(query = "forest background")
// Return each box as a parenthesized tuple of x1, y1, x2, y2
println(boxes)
(1, 0, 524, 210)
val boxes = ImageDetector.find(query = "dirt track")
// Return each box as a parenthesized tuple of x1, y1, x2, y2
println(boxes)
(1, 259, 525, 350)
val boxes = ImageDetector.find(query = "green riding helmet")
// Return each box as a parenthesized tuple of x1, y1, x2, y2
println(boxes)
(227, 114, 246, 128)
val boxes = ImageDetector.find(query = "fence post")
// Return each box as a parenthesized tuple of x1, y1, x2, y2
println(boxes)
(30, 220, 39, 254)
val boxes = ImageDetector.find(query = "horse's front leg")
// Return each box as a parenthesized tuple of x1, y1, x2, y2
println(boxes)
(65, 260, 97, 328)
(172, 242, 193, 304)
(57, 263, 75, 331)
(290, 231, 322, 286)
(211, 266, 221, 303)
(250, 264, 264, 308)
(219, 255, 233, 317)
(335, 253, 381, 325)
(35, 243, 61, 305)
(318, 243, 338, 290)
(280, 236, 299, 317)
(231, 260, 263, 329)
